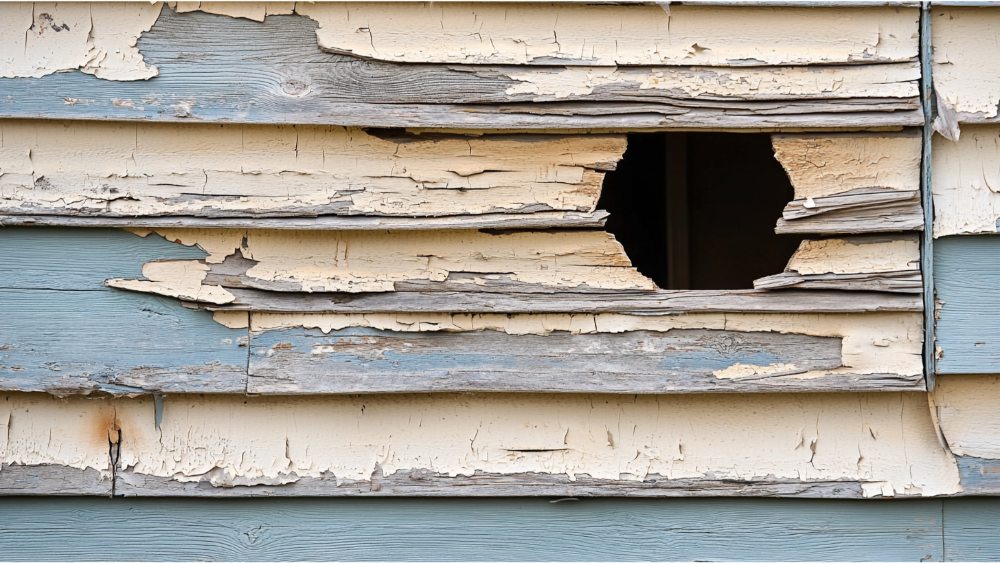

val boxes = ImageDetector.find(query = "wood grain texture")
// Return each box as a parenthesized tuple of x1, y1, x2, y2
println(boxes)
(0, 6, 924, 129)
(944, 498, 1000, 561)
(0, 227, 248, 394)
(203, 287, 924, 314)
(0, 211, 609, 231)
(242, 327, 919, 394)
(954, 457, 1000, 496)
(0, 497, 949, 562)
(753, 271, 922, 293)
(933, 236, 1000, 374)
(0, 465, 110, 496)
(775, 189, 923, 234)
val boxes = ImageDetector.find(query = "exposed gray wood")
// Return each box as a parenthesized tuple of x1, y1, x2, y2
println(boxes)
(753, 271, 922, 293)
(198, 287, 924, 314)
(247, 327, 922, 394)
(0, 6, 924, 129)
(0, 464, 110, 496)
(775, 188, 923, 234)
(115, 466, 866, 498)
(0, 211, 608, 231)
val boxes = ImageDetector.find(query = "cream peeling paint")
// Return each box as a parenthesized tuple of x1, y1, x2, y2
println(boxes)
(785, 236, 920, 275)
(0, 2, 161, 80)
(251, 312, 923, 378)
(932, 125, 1000, 236)
(169, 1, 295, 22)
(772, 133, 921, 199)
(932, 375, 1000, 459)
(0, 391, 960, 497)
(106, 260, 235, 305)
(932, 7, 1000, 119)
(0, 121, 622, 217)
(502, 63, 919, 100)
(123, 228, 656, 293)
(293, 3, 918, 67)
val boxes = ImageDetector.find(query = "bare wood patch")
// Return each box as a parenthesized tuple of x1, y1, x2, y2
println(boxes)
(775, 188, 923, 234)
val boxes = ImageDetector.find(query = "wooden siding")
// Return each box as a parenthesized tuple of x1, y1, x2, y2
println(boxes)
(933, 237, 1000, 374)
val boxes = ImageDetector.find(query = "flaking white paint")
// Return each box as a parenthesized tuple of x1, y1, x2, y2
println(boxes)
(0, 391, 961, 496)
(932, 124, 1000, 236)
(932, 7, 1000, 119)
(784, 236, 920, 275)
(932, 375, 1000, 459)
(106, 260, 235, 304)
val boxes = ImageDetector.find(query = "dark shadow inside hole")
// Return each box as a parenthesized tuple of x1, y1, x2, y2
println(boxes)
(598, 132, 806, 290)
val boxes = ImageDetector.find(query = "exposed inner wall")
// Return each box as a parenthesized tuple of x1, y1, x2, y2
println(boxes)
(243, 312, 923, 379)
(0, 120, 624, 217)
(0, 391, 960, 497)
(932, 124, 1000, 236)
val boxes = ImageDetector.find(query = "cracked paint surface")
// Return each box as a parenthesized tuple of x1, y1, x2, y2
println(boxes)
(784, 236, 920, 276)
(932, 125, 1000, 236)
(932, 7, 1000, 119)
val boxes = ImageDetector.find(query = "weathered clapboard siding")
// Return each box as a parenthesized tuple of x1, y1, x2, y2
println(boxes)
(754, 235, 921, 292)
(0, 497, 958, 562)
(0, 465, 110, 496)
(0, 228, 248, 395)
(932, 124, 1000, 237)
(0, 121, 623, 221)
(932, 6, 1000, 133)
(932, 375, 1000, 495)
(201, 287, 924, 314)
(0, 391, 961, 497)
(0, 5, 924, 128)
(932, 237, 1000, 374)
(246, 327, 901, 394)
(770, 133, 923, 234)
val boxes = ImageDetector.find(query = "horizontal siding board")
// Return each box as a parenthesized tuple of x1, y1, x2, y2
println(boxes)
(0, 497, 945, 562)
(243, 327, 917, 394)
(955, 457, 1000, 496)
(933, 236, 1000, 374)
(0, 465, 109, 496)
(944, 498, 1000, 561)
(0, 7, 924, 129)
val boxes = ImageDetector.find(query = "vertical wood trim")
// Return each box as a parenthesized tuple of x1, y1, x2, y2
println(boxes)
(921, 3, 937, 389)
(666, 133, 690, 289)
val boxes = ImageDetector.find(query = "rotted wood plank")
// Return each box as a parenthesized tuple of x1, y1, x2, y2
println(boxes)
(200, 287, 924, 314)
(0, 227, 248, 395)
(0, 6, 923, 128)
(753, 271, 922, 293)
(775, 188, 923, 234)
(0, 497, 948, 562)
(245, 326, 923, 393)
(0, 211, 608, 231)
(0, 465, 110, 496)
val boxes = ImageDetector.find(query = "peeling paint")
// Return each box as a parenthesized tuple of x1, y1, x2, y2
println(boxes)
(932, 375, 1000, 459)
(785, 236, 920, 275)
(0, 121, 622, 218)
(0, 2, 161, 80)
(932, 7, 1000, 119)
(932, 125, 1000, 236)
(106, 260, 234, 304)
(772, 133, 921, 199)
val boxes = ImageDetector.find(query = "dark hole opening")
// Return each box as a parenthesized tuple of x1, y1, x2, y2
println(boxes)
(598, 132, 806, 290)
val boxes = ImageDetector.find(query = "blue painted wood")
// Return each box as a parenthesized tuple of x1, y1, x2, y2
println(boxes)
(944, 498, 1000, 561)
(0, 6, 922, 129)
(0, 227, 248, 394)
(955, 457, 1000, 495)
(0, 497, 946, 561)
(933, 236, 1000, 373)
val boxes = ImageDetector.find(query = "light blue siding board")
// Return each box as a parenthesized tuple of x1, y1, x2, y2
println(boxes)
(0, 227, 247, 394)
(944, 498, 1000, 560)
(0, 497, 945, 562)
(933, 236, 1000, 373)
(955, 457, 1000, 495)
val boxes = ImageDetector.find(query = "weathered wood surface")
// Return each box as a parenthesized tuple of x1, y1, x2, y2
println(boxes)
(753, 271, 922, 293)
(202, 287, 924, 314)
(0, 227, 248, 395)
(933, 236, 1000, 374)
(0, 465, 110, 496)
(0, 6, 924, 129)
(0, 497, 955, 562)
(245, 327, 920, 394)
(932, 124, 1000, 237)
(954, 457, 1000, 496)
(932, 6, 1000, 129)
(0, 211, 609, 231)
(775, 188, 923, 234)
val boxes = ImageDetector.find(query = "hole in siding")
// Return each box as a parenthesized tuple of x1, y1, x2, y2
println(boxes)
(598, 132, 806, 290)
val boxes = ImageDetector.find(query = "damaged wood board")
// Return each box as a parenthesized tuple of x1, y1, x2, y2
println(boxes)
(932, 6, 1000, 127)
(0, 391, 960, 497)
(774, 188, 923, 234)
(932, 375, 1000, 495)
(0, 498, 953, 561)
(0, 228, 248, 395)
(933, 236, 1000, 374)
(754, 235, 921, 292)
(0, 5, 924, 128)
(932, 125, 1000, 237)
(0, 121, 623, 221)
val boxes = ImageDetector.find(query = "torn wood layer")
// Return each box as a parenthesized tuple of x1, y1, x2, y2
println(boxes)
(0, 391, 959, 497)
(932, 125, 1000, 237)
(753, 235, 922, 293)
(0, 5, 924, 128)
(775, 188, 923, 234)
(0, 121, 624, 220)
